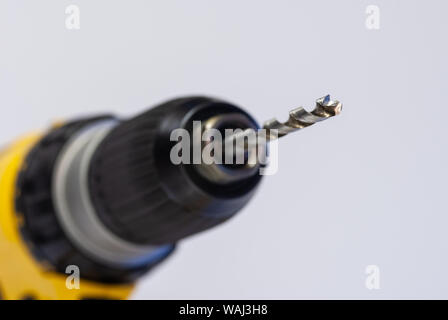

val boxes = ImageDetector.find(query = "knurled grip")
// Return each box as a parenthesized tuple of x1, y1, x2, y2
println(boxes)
(15, 116, 174, 283)
(88, 96, 262, 245)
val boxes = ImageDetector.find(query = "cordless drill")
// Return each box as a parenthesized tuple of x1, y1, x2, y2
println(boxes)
(0, 95, 341, 299)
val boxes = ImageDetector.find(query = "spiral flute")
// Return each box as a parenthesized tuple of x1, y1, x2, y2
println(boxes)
(263, 95, 343, 140)
(225, 95, 342, 153)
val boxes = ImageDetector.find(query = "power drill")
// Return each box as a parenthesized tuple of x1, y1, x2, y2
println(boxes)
(0, 95, 341, 299)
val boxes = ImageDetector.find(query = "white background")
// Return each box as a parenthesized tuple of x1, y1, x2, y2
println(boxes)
(1, 1, 447, 299)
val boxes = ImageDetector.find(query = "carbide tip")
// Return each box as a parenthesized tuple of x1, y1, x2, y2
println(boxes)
(316, 95, 343, 116)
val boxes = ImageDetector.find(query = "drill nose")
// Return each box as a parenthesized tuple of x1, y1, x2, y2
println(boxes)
(88, 97, 263, 246)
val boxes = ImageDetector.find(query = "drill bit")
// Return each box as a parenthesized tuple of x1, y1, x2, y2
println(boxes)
(263, 95, 342, 140)
(225, 95, 342, 152)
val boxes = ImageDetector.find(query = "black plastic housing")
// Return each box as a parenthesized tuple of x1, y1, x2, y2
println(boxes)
(15, 117, 175, 284)
(89, 96, 262, 245)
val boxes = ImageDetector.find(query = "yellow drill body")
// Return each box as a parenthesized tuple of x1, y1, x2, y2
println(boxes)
(0, 133, 133, 300)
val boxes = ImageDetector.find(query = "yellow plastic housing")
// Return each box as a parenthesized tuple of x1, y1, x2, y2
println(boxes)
(0, 133, 133, 300)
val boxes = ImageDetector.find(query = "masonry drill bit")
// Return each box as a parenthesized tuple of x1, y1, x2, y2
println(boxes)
(226, 95, 342, 152)
(263, 94, 343, 140)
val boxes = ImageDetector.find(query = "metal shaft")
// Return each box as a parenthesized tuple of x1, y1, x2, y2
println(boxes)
(226, 95, 343, 151)
(263, 94, 342, 139)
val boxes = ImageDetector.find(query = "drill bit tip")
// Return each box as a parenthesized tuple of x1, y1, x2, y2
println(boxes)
(315, 95, 343, 116)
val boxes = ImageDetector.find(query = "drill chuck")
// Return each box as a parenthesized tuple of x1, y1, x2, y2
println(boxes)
(87, 96, 262, 246)
(18, 96, 261, 278)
